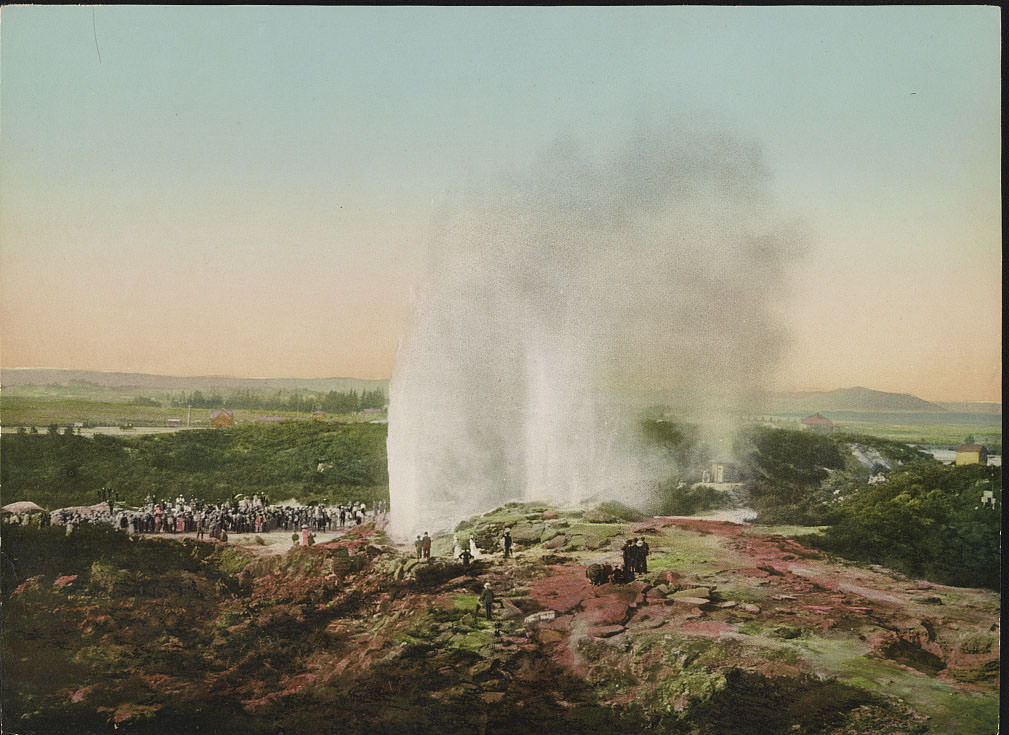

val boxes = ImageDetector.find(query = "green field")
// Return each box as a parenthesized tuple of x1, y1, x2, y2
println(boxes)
(829, 420, 1000, 451)
(0, 397, 381, 430)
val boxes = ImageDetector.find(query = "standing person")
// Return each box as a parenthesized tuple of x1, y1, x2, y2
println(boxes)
(622, 539, 635, 578)
(478, 582, 495, 620)
(502, 529, 513, 559)
(421, 531, 432, 560)
(300, 526, 311, 547)
(637, 538, 649, 572)
(415, 535, 424, 559)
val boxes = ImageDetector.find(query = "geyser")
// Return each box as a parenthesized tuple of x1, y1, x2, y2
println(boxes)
(388, 128, 800, 539)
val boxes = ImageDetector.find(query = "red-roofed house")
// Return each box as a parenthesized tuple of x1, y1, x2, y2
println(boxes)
(955, 444, 988, 466)
(209, 409, 234, 428)
(800, 413, 835, 434)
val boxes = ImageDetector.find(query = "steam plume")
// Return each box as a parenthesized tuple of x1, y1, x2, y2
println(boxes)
(388, 126, 801, 539)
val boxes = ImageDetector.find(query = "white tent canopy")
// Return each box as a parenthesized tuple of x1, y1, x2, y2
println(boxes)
(2, 500, 47, 513)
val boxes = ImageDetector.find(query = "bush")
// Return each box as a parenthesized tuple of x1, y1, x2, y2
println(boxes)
(810, 464, 1000, 589)
(652, 482, 732, 516)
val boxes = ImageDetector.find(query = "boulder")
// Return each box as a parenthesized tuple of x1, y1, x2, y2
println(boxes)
(499, 598, 524, 619)
(543, 535, 567, 550)
(510, 522, 546, 543)
(529, 571, 593, 613)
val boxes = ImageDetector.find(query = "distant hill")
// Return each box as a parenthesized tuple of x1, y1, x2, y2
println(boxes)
(759, 387, 948, 414)
(0, 368, 388, 395)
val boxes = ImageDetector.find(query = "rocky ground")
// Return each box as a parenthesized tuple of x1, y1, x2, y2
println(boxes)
(2, 503, 999, 734)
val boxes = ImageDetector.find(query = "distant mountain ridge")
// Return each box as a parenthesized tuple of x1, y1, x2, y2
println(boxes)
(760, 386, 948, 413)
(2, 370, 999, 415)
(0, 368, 389, 394)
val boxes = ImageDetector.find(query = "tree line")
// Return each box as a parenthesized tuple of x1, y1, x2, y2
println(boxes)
(151, 388, 387, 414)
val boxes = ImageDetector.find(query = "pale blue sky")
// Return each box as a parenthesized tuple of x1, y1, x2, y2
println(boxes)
(0, 6, 1001, 400)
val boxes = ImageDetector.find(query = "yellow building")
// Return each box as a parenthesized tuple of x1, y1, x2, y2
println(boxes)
(955, 444, 988, 466)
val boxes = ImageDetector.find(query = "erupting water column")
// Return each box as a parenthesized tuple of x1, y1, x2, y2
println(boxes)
(387, 129, 798, 540)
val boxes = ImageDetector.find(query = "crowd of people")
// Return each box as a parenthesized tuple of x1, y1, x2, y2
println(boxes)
(41, 494, 386, 540)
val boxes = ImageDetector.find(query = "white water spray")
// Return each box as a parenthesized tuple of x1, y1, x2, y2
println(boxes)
(388, 127, 800, 539)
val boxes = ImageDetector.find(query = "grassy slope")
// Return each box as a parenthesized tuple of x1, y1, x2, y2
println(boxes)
(1, 508, 999, 735)
(0, 421, 389, 509)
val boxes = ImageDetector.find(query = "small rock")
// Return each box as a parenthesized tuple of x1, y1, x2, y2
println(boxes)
(672, 596, 710, 606)
(536, 629, 564, 644)
(523, 610, 557, 628)
(672, 587, 711, 599)
(715, 600, 738, 609)
(589, 624, 625, 638)
(481, 692, 506, 704)
(738, 603, 761, 614)
(654, 570, 682, 586)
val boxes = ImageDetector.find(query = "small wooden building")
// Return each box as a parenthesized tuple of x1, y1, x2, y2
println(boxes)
(955, 444, 988, 466)
(209, 409, 234, 429)
(800, 413, 835, 434)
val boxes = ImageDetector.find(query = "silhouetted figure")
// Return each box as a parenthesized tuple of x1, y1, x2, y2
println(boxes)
(479, 582, 495, 619)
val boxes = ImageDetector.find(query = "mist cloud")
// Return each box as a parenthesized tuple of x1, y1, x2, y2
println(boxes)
(388, 124, 804, 538)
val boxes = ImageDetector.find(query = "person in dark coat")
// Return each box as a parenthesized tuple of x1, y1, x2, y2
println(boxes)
(622, 538, 635, 575)
(421, 532, 432, 559)
(502, 529, 513, 559)
(478, 582, 495, 619)
(637, 538, 650, 572)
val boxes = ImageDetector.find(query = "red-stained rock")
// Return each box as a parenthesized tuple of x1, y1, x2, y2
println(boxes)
(543, 535, 566, 549)
(546, 614, 574, 633)
(541, 511, 559, 520)
(11, 575, 42, 596)
(528, 568, 593, 613)
(53, 574, 78, 589)
(581, 597, 630, 626)
(593, 580, 648, 606)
